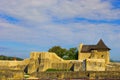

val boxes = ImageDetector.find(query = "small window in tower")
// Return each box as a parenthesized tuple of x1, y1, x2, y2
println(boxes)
(101, 55, 104, 58)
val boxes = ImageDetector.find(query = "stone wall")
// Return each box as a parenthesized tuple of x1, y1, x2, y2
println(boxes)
(51, 61, 82, 71)
(27, 51, 114, 74)
(106, 62, 120, 71)
(90, 50, 110, 64)
(84, 59, 105, 71)
(78, 53, 91, 60)
(28, 58, 39, 74)
(31, 71, 120, 79)
(27, 52, 83, 74)
(78, 50, 110, 64)
(0, 59, 29, 70)
(73, 61, 83, 71)
(0, 60, 22, 67)
(0, 69, 24, 80)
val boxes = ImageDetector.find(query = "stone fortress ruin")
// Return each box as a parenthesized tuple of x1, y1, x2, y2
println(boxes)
(0, 39, 120, 79)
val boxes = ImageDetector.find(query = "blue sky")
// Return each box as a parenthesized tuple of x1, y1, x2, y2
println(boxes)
(0, 0, 120, 60)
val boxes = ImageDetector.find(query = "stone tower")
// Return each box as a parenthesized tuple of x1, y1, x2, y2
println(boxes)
(78, 39, 110, 64)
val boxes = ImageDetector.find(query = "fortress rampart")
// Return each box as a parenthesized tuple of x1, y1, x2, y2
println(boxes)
(0, 39, 120, 79)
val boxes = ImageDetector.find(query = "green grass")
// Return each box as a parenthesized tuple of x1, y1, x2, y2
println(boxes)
(24, 74, 30, 78)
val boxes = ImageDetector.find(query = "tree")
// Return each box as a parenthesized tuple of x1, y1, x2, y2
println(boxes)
(48, 46, 78, 60)
(48, 46, 67, 58)
(0, 55, 23, 60)
(64, 47, 78, 60)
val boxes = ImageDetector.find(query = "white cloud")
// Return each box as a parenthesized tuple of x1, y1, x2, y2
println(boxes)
(0, 20, 120, 48)
(50, 0, 120, 20)
(0, 0, 120, 44)
(0, 0, 120, 59)
(0, 0, 120, 23)
(0, 0, 58, 23)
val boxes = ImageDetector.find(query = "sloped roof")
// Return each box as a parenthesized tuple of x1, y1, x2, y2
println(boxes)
(96, 39, 110, 50)
(81, 39, 110, 52)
